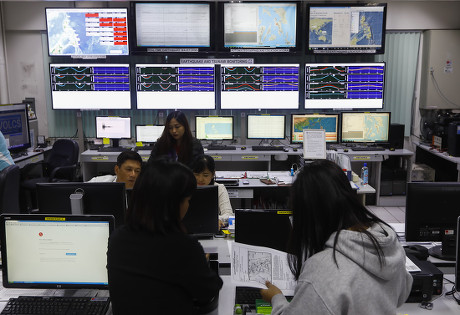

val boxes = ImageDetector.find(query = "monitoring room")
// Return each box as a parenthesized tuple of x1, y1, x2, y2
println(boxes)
(0, 0, 459, 314)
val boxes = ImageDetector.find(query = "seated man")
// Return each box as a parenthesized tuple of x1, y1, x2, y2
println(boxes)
(89, 151, 142, 189)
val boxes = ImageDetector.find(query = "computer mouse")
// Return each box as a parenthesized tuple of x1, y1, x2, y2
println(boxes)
(389, 147, 395, 151)
(241, 146, 246, 150)
(344, 149, 349, 152)
(283, 148, 289, 152)
(404, 245, 429, 261)
(293, 148, 298, 152)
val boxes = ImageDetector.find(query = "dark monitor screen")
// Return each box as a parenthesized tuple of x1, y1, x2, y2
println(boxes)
(36, 182, 126, 227)
(341, 111, 390, 144)
(406, 182, 460, 260)
(182, 185, 218, 237)
(0, 213, 115, 289)
(307, 3, 386, 55)
(0, 104, 31, 153)
(235, 209, 292, 252)
(46, 8, 129, 56)
(247, 115, 285, 140)
(291, 113, 339, 143)
(195, 116, 234, 141)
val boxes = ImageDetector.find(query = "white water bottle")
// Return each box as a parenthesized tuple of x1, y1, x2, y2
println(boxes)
(361, 163, 368, 185)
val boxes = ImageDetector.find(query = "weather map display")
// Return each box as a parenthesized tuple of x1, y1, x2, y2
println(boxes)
(50, 64, 130, 109)
(224, 2, 297, 50)
(220, 64, 299, 109)
(341, 112, 390, 143)
(305, 63, 385, 109)
(136, 64, 215, 109)
(46, 8, 129, 56)
(291, 114, 339, 143)
(195, 116, 234, 141)
(308, 5, 386, 54)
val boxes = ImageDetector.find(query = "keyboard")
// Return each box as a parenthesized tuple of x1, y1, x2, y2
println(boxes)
(134, 145, 154, 151)
(252, 146, 285, 151)
(98, 147, 131, 152)
(350, 146, 386, 151)
(1, 296, 110, 315)
(89, 144, 103, 151)
(10, 152, 27, 159)
(206, 145, 236, 150)
(235, 287, 262, 307)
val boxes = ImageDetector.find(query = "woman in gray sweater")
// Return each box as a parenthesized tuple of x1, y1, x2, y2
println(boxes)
(261, 159, 413, 315)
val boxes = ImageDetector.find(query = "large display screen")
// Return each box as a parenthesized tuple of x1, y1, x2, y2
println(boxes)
(133, 2, 211, 52)
(291, 113, 339, 143)
(308, 4, 386, 54)
(247, 115, 285, 140)
(46, 8, 129, 56)
(195, 116, 233, 141)
(136, 64, 215, 109)
(223, 2, 297, 51)
(341, 112, 390, 143)
(50, 64, 130, 110)
(305, 63, 385, 110)
(220, 64, 299, 109)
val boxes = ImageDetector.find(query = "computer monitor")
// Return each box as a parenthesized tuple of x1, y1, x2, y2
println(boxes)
(50, 64, 131, 110)
(46, 8, 129, 56)
(305, 63, 385, 109)
(291, 113, 339, 143)
(136, 64, 215, 109)
(135, 125, 164, 143)
(341, 112, 390, 144)
(406, 182, 460, 261)
(307, 3, 386, 55)
(195, 116, 233, 142)
(247, 115, 285, 140)
(223, 2, 298, 53)
(0, 104, 31, 153)
(36, 182, 126, 227)
(235, 209, 292, 252)
(132, 2, 214, 53)
(95, 116, 131, 148)
(220, 64, 299, 109)
(0, 213, 115, 289)
(182, 185, 219, 238)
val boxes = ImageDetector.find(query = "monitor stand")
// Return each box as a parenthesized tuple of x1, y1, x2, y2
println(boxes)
(258, 139, 270, 146)
(428, 238, 456, 261)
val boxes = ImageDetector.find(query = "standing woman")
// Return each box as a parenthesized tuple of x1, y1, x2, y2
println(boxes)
(261, 159, 412, 315)
(148, 110, 203, 168)
(107, 158, 222, 314)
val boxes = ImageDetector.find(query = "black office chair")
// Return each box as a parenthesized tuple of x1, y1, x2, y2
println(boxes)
(20, 139, 80, 211)
(0, 164, 21, 214)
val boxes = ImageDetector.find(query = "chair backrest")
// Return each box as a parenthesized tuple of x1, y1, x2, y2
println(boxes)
(47, 139, 80, 171)
(0, 164, 21, 213)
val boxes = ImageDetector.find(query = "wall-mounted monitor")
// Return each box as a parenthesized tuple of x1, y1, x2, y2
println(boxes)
(291, 113, 339, 143)
(223, 2, 298, 53)
(307, 3, 386, 55)
(50, 64, 130, 110)
(247, 115, 285, 140)
(0, 104, 31, 153)
(195, 116, 233, 141)
(305, 62, 385, 110)
(131, 2, 213, 53)
(96, 116, 131, 148)
(341, 112, 390, 144)
(135, 125, 164, 143)
(46, 8, 129, 56)
(220, 64, 299, 109)
(136, 64, 215, 109)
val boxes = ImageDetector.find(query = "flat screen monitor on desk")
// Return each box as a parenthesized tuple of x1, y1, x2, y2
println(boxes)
(0, 214, 115, 289)
(182, 185, 218, 238)
(405, 182, 460, 261)
(341, 112, 390, 145)
(247, 115, 285, 141)
(195, 116, 234, 144)
(135, 125, 163, 143)
(0, 104, 31, 153)
(291, 113, 338, 144)
(36, 182, 126, 227)
(96, 116, 131, 149)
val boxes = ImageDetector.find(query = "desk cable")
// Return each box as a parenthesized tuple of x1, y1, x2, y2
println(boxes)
(444, 277, 460, 305)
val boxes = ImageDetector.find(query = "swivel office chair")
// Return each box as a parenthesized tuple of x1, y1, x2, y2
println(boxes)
(0, 164, 21, 214)
(20, 139, 80, 211)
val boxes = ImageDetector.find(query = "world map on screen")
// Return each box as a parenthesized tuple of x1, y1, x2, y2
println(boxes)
(204, 123, 232, 139)
(364, 115, 388, 141)
(293, 117, 337, 133)
(309, 18, 333, 45)
(258, 5, 296, 47)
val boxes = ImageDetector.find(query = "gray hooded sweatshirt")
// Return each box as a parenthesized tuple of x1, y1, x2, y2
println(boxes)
(271, 223, 413, 315)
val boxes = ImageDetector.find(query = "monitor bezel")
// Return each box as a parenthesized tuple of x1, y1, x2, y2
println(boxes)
(290, 113, 340, 144)
(456, 215, 460, 291)
(218, 1, 301, 53)
(195, 115, 234, 141)
(135, 124, 164, 143)
(340, 111, 390, 144)
(130, 1, 216, 54)
(246, 114, 286, 140)
(95, 116, 132, 140)
(306, 3, 387, 55)
(0, 213, 115, 289)
(0, 103, 31, 153)
(45, 7, 130, 57)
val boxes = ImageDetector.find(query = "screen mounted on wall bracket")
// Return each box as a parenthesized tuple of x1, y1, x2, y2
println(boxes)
(307, 3, 386, 55)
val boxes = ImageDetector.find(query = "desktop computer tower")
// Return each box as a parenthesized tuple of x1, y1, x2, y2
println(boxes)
(388, 124, 405, 149)
(447, 122, 460, 157)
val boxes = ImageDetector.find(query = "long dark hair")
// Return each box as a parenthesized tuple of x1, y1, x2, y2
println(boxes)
(191, 155, 216, 184)
(126, 157, 197, 234)
(156, 111, 194, 165)
(288, 159, 389, 280)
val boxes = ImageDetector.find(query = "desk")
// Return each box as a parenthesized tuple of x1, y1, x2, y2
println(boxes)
(12, 147, 52, 169)
(415, 142, 460, 181)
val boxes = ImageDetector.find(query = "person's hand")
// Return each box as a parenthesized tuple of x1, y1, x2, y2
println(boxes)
(260, 281, 283, 302)
(205, 253, 210, 261)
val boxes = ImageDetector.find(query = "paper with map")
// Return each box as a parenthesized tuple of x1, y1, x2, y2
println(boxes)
(229, 241, 296, 295)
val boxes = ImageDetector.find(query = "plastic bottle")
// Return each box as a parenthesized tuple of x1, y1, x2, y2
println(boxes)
(361, 163, 368, 185)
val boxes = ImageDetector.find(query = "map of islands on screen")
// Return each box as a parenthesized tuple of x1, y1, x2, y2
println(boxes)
(46, 8, 129, 56)
(291, 114, 338, 143)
